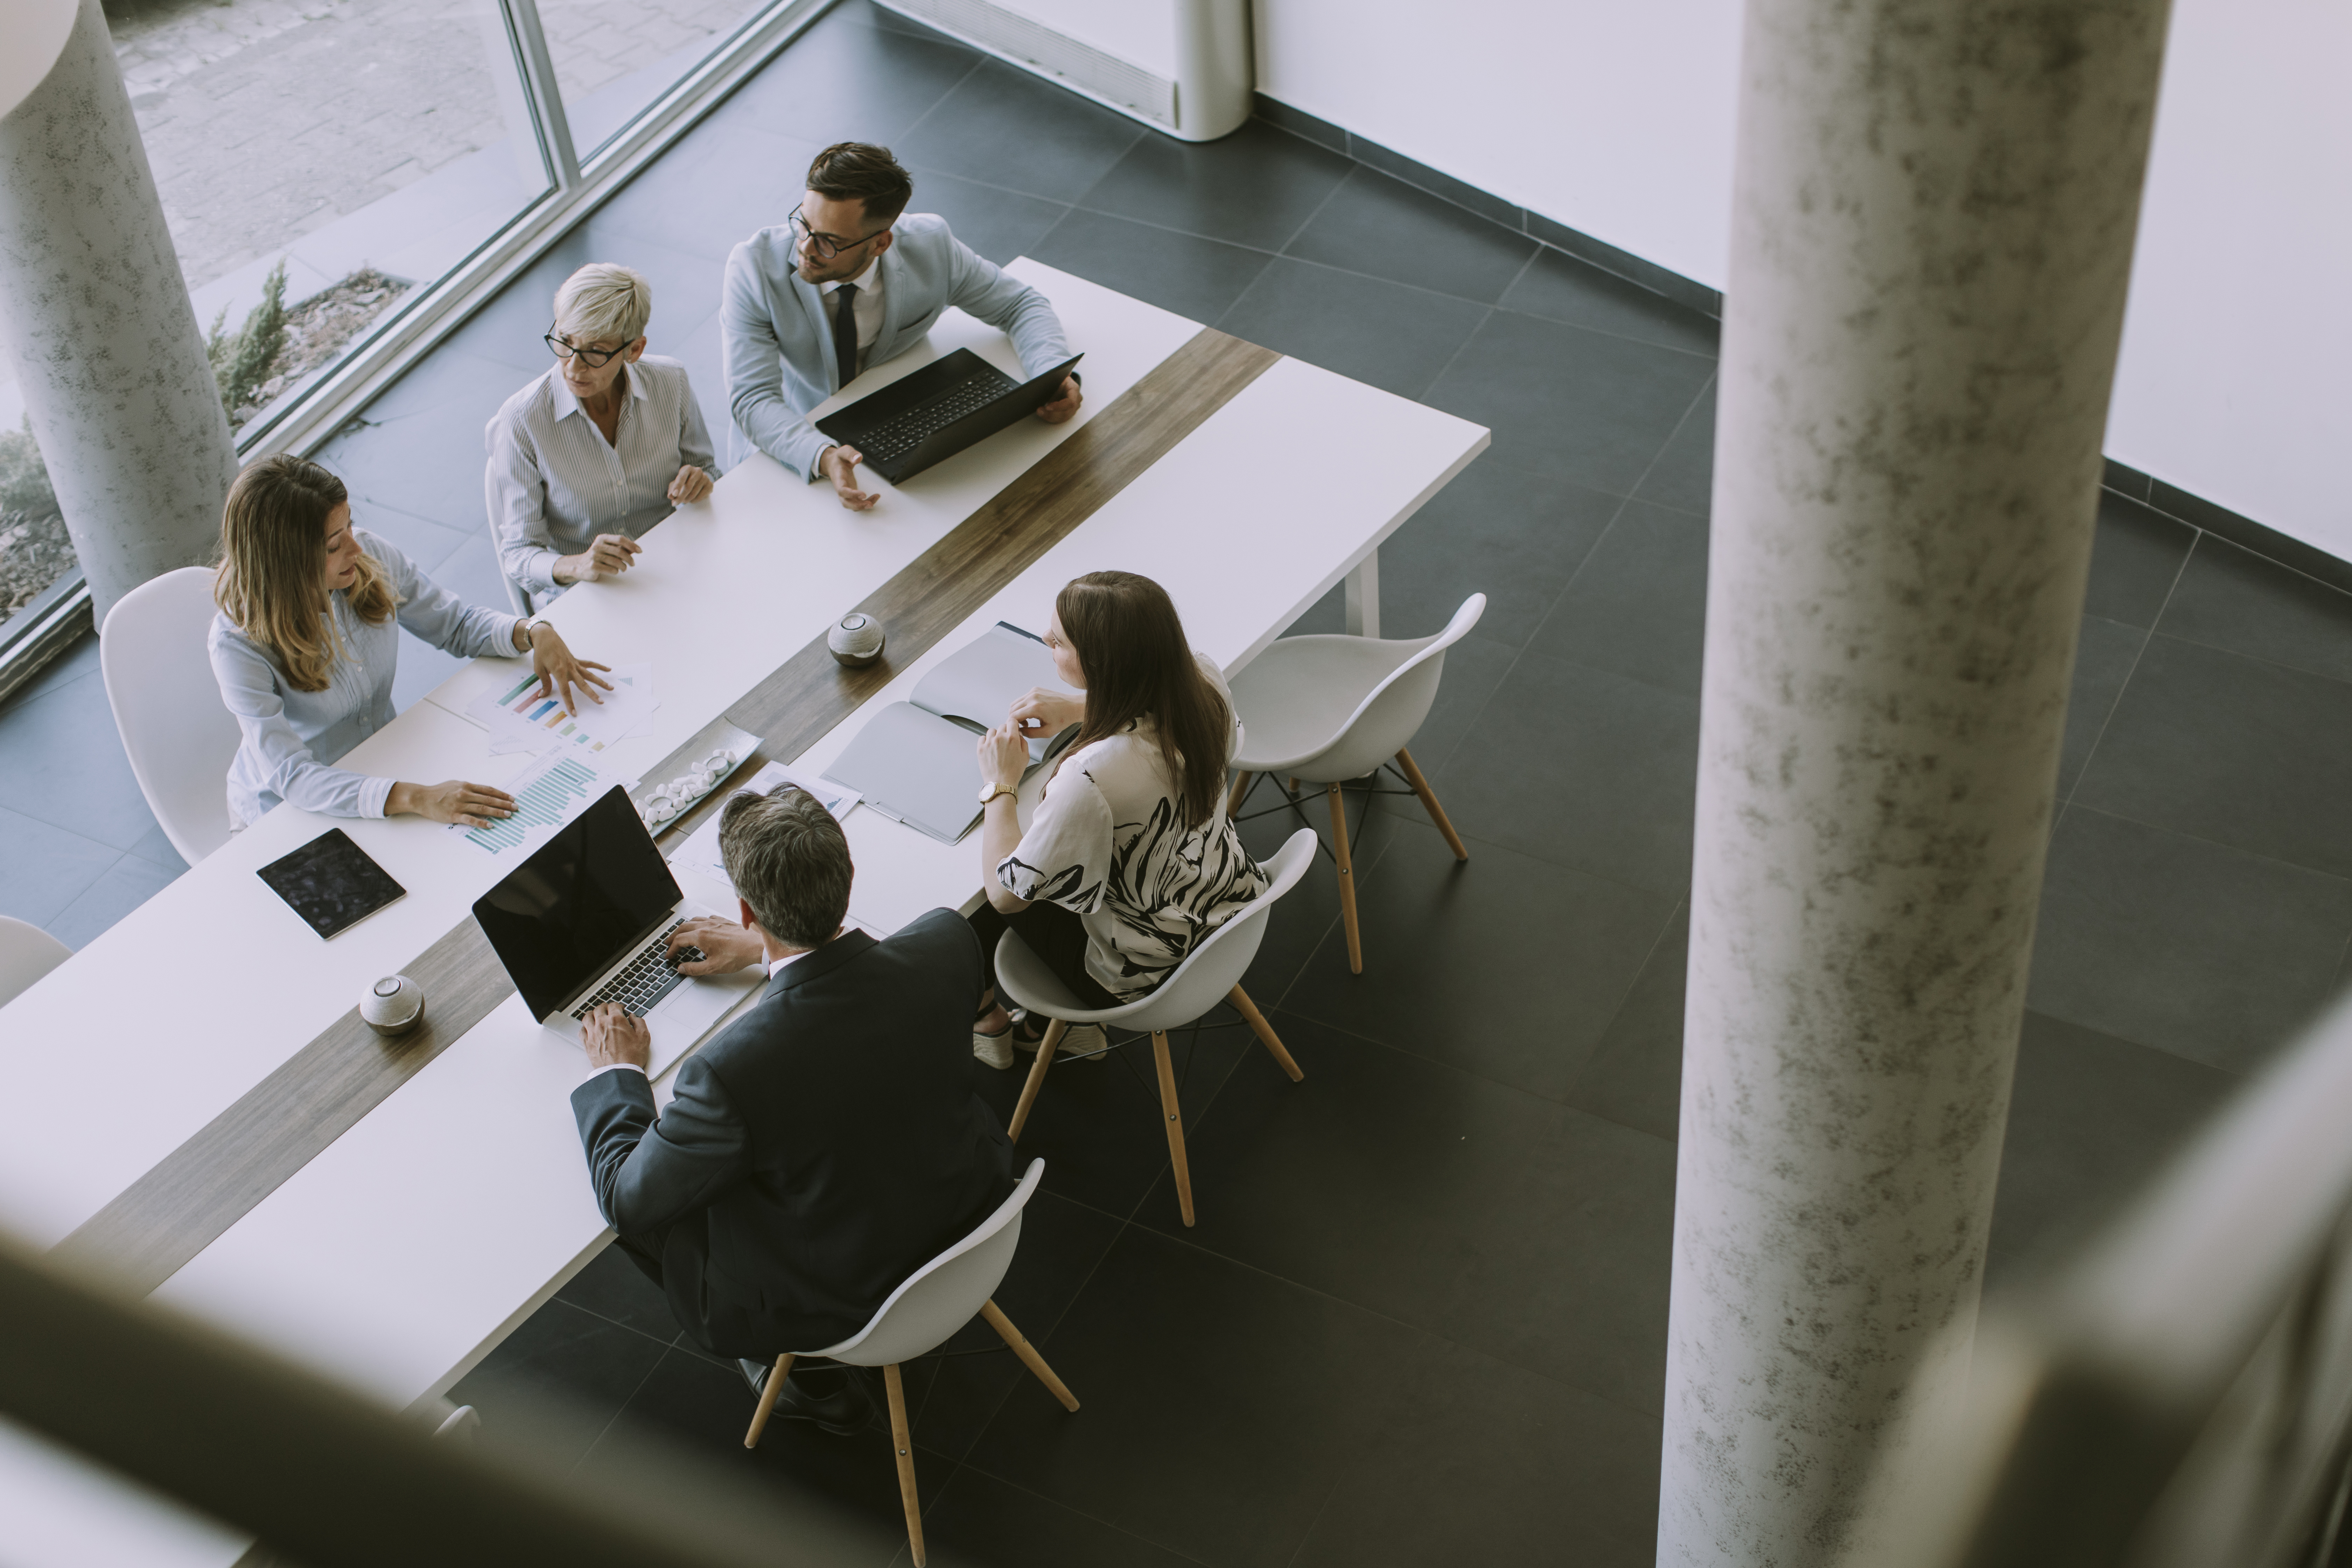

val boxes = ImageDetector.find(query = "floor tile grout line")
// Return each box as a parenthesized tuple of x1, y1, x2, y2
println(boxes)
(929, 1459, 1224, 1567)
(2122, 617, 2352, 695)
(888, 55, 986, 147)
(1412, 303, 1494, 404)
(561, 1343, 675, 1478)
(2055, 796, 2352, 891)
(1413, 364, 1716, 798)
(1253, 987, 1683, 1129)
(1267, 154, 1358, 255)
(2062, 532, 2198, 816)
(1280, 1473, 1355, 1568)
(1111, 1199, 1672, 1427)
(913, 157, 1717, 354)
(539, 1292, 687, 1354)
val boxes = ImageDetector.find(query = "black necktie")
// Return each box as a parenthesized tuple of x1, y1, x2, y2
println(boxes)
(831, 283, 860, 387)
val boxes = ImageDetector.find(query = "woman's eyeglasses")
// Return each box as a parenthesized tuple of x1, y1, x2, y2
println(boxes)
(790, 208, 888, 261)
(545, 329, 622, 367)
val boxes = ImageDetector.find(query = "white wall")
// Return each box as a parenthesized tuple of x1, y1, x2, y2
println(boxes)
(1254, 0, 2352, 558)
(1254, 0, 1742, 289)
(2106, 0, 2352, 556)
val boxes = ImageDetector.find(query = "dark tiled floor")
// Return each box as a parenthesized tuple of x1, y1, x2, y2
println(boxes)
(3, 3, 2344, 1562)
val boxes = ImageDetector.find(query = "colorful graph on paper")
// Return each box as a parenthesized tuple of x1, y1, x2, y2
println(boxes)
(457, 752, 606, 855)
(466, 661, 654, 756)
(490, 673, 614, 750)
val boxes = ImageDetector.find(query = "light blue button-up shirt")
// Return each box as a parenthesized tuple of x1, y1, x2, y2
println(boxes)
(209, 528, 523, 827)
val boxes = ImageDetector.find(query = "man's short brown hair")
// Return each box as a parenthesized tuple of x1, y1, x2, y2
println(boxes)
(806, 141, 915, 228)
(719, 786, 853, 949)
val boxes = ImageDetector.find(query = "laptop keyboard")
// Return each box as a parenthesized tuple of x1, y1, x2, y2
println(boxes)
(856, 371, 1015, 462)
(571, 918, 705, 1019)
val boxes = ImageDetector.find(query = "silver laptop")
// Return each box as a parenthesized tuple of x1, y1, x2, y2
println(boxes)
(471, 785, 753, 1075)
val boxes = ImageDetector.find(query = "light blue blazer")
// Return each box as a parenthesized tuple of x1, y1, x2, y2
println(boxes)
(721, 213, 1071, 479)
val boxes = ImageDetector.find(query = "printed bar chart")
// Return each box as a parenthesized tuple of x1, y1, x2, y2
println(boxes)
(467, 664, 653, 756)
(461, 754, 604, 855)
(489, 672, 611, 752)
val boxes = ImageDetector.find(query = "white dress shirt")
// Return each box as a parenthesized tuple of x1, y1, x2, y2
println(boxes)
(820, 255, 886, 364)
(812, 258, 886, 479)
(582, 945, 806, 1084)
(485, 355, 718, 607)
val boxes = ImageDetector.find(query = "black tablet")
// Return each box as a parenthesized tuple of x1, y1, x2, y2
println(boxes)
(257, 828, 407, 939)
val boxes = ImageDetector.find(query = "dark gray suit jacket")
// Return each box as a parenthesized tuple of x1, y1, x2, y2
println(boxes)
(570, 908, 1016, 1356)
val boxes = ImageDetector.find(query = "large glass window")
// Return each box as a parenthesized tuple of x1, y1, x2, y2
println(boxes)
(541, 0, 769, 156)
(0, 417, 70, 631)
(107, 0, 556, 432)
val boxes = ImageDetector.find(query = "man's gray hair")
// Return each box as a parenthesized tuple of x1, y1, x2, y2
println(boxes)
(552, 262, 652, 348)
(719, 785, 852, 950)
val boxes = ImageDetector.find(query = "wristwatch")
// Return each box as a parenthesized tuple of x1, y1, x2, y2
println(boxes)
(978, 780, 1017, 806)
(518, 616, 552, 648)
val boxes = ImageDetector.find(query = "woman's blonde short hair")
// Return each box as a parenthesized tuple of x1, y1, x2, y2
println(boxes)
(552, 263, 652, 347)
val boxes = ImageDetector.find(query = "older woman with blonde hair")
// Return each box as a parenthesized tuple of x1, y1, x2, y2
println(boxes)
(210, 453, 609, 830)
(486, 262, 719, 611)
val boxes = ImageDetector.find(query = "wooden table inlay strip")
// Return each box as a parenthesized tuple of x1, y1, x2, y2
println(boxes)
(54, 328, 1279, 1295)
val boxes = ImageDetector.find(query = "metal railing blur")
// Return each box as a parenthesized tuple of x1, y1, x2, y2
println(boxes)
(1874, 991, 2352, 1568)
(0, 1229, 848, 1568)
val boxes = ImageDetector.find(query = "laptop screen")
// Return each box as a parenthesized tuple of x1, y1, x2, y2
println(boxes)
(472, 785, 682, 1021)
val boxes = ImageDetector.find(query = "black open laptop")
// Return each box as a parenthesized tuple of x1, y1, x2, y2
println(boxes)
(471, 785, 744, 1069)
(816, 348, 1083, 484)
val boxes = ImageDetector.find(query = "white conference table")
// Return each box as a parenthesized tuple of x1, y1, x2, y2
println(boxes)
(0, 261, 1486, 1564)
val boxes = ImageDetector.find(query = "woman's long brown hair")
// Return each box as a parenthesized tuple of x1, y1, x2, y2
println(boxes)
(214, 455, 397, 692)
(1056, 571, 1230, 828)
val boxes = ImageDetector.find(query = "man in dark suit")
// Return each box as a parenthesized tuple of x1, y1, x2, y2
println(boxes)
(572, 784, 1016, 1434)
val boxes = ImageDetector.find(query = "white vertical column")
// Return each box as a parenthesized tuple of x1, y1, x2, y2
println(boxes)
(1659, 3, 2174, 1564)
(0, 0, 238, 622)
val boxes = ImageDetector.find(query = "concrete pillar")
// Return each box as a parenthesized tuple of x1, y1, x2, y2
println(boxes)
(1659, 3, 2174, 1564)
(0, 0, 238, 623)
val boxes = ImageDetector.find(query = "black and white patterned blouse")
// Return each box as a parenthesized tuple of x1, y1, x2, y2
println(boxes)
(995, 657, 1270, 999)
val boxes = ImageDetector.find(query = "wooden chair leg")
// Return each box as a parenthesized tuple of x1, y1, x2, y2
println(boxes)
(1328, 783, 1363, 974)
(1150, 1030, 1196, 1226)
(883, 1364, 925, 1567)
(981, 1300, 1080, 1412)
(1226, 985, 1304, 1082)
(1006, 1018, 1066, 1143)
(1227, 770, 1253, 816)
(1396, 747, 1468, 861)
(742, 1353, 794, 1448)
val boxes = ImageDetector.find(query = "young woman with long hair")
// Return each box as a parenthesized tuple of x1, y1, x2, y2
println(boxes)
(209, 453, 610, 829)
(967, 570, 1269, 1067)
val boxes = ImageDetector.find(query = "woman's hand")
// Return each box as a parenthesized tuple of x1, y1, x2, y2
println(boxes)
(523, 622, 613, 715)
(1010, 686, 1083, 740)
(388, 780, 517, 827)
(554, 533, 641, 584)
(977, 721, 1030, 792)
(666, 916, 763, 975)
(667, 465, 713, 505)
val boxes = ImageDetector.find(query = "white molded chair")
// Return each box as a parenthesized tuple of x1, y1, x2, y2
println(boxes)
(1225, 595, 1486, 974)
(742, 1158, 1076, 1567)
(0, 917, 71, 1008)
(100, 566, 240, 865)
(996, 828, 1318, 1227)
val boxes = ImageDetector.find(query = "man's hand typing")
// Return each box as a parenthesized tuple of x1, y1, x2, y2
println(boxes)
(668, 916, 765, 975)
(583, 1002, 651, 1072)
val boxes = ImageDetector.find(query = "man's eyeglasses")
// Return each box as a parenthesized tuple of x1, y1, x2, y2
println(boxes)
(790, 208, 888, 261)
(545, 329, 623, 368)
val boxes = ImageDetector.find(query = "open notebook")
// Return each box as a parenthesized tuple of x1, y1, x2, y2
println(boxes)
(822, 622, 1078, 844)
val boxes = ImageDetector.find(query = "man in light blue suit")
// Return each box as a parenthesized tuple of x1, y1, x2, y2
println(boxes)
(722, 141, 1081, 511)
